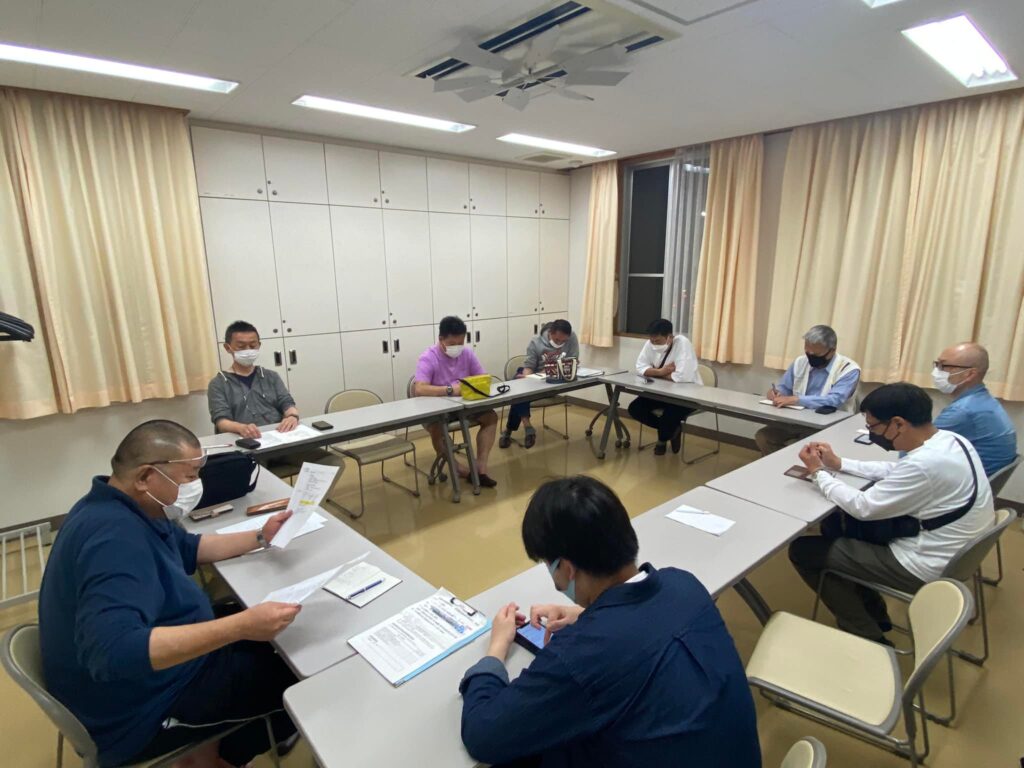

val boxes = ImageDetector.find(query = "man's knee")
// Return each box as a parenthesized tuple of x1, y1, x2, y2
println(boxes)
(627, 399, 643, 419)
(476, 410, 497, 427)
(788, 535, 831, 572)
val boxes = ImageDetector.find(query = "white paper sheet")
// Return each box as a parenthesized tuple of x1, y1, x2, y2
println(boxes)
(271, 463, 340, 549)
(257, 424, 321, 447)
(215, 511, 326, 538)
(757, 399, 806, 410)
(324, 561, 402, 607)
(665, 505, 735, 536)
(576, 367, 604, 378)
(260, 565, 346, 605)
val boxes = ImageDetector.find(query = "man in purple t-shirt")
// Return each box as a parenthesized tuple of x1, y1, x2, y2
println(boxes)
(414, 316, 499, 488)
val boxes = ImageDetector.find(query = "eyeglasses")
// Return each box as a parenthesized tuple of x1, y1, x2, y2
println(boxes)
(932, 360, 971, 372)
(141, 451, 208, 469)
(864, 418, 891, 433)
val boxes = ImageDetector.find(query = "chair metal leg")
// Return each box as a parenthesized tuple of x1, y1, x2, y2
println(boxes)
(541, 403, 570, 440)
(952, 574, 989, 665)
(381, 451, 421, 499)
(56, 733, 63, 768)
(680, 418, 720, 464)
(264, 715, 281, 768)
(981, 540, 1003, 586)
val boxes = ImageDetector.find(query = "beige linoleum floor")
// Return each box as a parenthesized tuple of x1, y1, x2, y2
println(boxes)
(2, 405, 1021, 766)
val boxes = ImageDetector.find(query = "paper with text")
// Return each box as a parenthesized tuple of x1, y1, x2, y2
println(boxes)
(757, 400, 806, 410)
(324, 561, 402, 607)
(666, 505, 735, 536)
(271, 463, 340, 549)
(258, 424, 321, 447)
(216, 511, 326, 538)
(260, 565, 346, 605)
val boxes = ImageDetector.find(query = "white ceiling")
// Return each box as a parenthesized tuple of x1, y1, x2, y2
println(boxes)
(0, 0, 1021, 165)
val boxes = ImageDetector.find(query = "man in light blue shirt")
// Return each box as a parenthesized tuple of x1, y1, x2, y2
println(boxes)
(756, 325, 861, 454)
(932, 342, 1017, 477)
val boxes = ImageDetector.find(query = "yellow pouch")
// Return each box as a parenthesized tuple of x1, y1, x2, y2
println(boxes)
(459, 374, 494, 401)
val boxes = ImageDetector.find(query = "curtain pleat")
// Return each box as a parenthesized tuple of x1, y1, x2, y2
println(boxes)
(579, 161, 619, 347)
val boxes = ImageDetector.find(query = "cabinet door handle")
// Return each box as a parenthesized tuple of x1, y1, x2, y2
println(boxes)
(289, 350, 297, 365)
(382, 340, 389, 354)
(394, 338, 401, 353)
(475, 330, 480, 343)
(274, 351, 282, 366)
(534, 324, 538, 334)
(466, 332, 471, 344)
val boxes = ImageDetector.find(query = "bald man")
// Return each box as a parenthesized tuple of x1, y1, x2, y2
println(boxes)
(39, 420, 300, 768)
(932, 343, 1017, 477)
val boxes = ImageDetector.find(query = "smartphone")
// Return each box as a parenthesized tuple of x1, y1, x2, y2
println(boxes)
(311, 420, 333, 431)
(514, 623, 547, 654)
(235, 437, 261, 450)
(815, 405, 838, 415)
(854, 433, 874, 446)
(783, 465, 812, 481)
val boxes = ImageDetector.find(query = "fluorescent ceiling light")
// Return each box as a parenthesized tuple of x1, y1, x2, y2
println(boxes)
(861, 0, 904, 7)
(292, 95, 475, 133)
(902, 15, 1017, 88)
(0, 42, 237, 92)
(497, 133, 615, 158)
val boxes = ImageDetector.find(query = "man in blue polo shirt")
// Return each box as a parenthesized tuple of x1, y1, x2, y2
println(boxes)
(932, 342, 1017, 476)
(39, 420, 302, 767)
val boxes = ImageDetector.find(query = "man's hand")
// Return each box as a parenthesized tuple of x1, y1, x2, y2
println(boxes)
(278, 414, 300, 433)
(530, 603, 584, 644)
(451, 382, 462, 396)
(261, 510, 293, 544)
(810, 442, 842, 471)
(487, 602, 520, 661)
(799, 444, 824, 473)
(773, 394, 800, 408)
(235, 602, 301, 641)
(233, 422, 261, 439)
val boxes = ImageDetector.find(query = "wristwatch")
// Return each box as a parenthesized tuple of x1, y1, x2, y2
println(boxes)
(446, 384, 454, 396)
(256, 531, 270, 549)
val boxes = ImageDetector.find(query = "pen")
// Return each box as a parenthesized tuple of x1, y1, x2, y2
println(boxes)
(430, 605, 466, 634)
(346, 579, 384, 599)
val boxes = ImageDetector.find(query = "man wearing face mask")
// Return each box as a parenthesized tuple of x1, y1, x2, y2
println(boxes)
(931, 342, 1016, 476)
(458, 476, 760, 767)
(500, 319, 579, 449)
(39, 420, 303, 767)
(755, 324, 861, 455)
(787, 383, 995, 643)
(414, 315, 499, 488)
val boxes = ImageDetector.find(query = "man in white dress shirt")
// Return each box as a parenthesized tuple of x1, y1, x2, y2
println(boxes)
(789, 382, 994, 642)
(628, 319, 702, 456)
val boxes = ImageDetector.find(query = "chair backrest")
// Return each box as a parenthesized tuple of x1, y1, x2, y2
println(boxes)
(1, 624, 98, 765)
(988, 454, 1022, 496)
(941, 508, 1017, 582)
(324, 389, 383, 414)
(406, 376, 416, 400)
(780, 736, 827, 768)
(903, 580, 973, 702)
(697, 362, 717, 388)
(504, 355, 528, 381)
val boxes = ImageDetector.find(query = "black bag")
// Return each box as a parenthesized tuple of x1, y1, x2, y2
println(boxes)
(197, 452, 260, 509)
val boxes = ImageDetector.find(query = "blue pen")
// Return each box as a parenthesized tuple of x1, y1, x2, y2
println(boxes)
(346, 579, 384, 600)
(430, 605, 466, 634)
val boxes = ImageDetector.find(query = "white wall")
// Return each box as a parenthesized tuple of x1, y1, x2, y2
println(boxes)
(567, 133, 1024, 502)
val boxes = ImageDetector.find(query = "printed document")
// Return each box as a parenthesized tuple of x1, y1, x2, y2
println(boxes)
(258, 424, 321, 447)
(260, 565, 346, 605)
(666, 504, 735, 536)
(272, 463, 340, 549)
(216, 511, 326, 539)
(757, 399, 806, 410)
(324, 561, 401, 607)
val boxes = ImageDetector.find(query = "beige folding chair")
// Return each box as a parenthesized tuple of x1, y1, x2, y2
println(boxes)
(1, 624, 280, 768)
(501, 355, 569, 443)
(748, 579, 973, 767)
(780, 736, 827, 768)
(404, 376, 478, 485)
(323, 390, 420, 519)
(983, 454, 1020, 585)
(636, 362, 720, 464)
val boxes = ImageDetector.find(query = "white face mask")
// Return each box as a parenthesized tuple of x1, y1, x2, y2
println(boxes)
(148, 467, 204, 521)
(232, 349, 260, 368)
(444, 344, 464, 359)
(550, 340, 565, 350)
(650, 343, 668, 353)
(931, 366, 965, 395)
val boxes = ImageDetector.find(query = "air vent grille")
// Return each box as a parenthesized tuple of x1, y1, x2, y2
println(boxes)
(519, 152, 569, 164)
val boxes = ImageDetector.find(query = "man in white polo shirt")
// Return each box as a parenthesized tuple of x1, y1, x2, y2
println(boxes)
(789, 382, 994, 643)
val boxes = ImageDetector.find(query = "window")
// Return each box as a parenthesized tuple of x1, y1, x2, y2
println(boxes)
(617, 146, 710, 335)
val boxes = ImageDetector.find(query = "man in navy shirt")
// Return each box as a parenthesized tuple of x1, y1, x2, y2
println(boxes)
(459, 476, 761, 768)
(39, 420, 302, 767)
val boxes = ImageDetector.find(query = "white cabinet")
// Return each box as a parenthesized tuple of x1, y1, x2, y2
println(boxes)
(507, 169, 540, 217)
(469, 318, 508, 377)
(506, 218, 540, 316)
(380, 152, 428, 211)
(340, 329, 395, 402)
(191, 127, 266, 201)
(429, 214, 472, 323)
(539, 173, 570, 219)
(383, 210, 433, 327)
(538, 219, 569, 314)
(469, 164, 506, 216)
(270, 203, 339, 336)
(283, 334, 345, 415)
(200, 197, 282, 340)
(325, 144, 381, 208)
(261, 136, 328, 204)
(427, 158, 470, 214)
(389, 325, 435, 403)
(470, 216, 508, 320)
(507, 314, 541, 360)
(331, 206, 389, 332)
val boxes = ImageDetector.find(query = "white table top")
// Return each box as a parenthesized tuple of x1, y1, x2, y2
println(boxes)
(444, 374, 610, 412)
(599, 372, 852, 429)
(182, 472, 436, 678)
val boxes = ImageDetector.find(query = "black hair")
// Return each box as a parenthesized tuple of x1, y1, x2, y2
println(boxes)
(860, 383, 933, 427)
(224, 320, 259, 345)
(439, 316, 467, 338)
(548, 319, 572, 336)
(111, 420, 201, 476)
(522, 476, 639, 577)
(646, 318, 673, 337)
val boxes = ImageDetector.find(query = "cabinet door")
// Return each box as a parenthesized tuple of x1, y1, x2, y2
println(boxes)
(469, 163, 507, 216)
(506, 169, 540, 217)
(270, 203, 339, 336)
(539, 173, 570, 219)
(383, 210, 433, 327)
(507, 314, 541, 361)
(331, 206, 390, 332)
(261, 136, 328, 204)
(470, 318, 508, 378)
(380, 152, 428, 211)
(283, 334, 345, 415)
(427, 158, 469, 214)
(506, 218, 540, 316)
(389, 324, 435, 403)
(538, 219, 569, 314)
(325, 144, 381, 208)
(340, 329, 395, 402)
(191, 126, 267, 201)
(470, 216, 508, 320)
(200, 198, 282, 340)
(429, 213, 472, 324)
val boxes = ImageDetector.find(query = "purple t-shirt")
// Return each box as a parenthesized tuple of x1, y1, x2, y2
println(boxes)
(415, 344, 485, 387)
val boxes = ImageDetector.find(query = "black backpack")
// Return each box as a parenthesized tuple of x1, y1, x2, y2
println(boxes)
(197, 451, 260, 509)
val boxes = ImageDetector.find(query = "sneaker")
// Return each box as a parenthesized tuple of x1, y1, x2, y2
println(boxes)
(654, 441, 667, 456)
(478, 473, 498, 488)
(670, 425, 683, 454)
(524, 427, 537, 449)
(498, 431, 512, 449)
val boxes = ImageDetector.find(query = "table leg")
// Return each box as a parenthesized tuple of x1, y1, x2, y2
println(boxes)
(440, 417, 461, 503)
(733, 578, 772, 626)
(458, 412, 481, 495)
(595, 384, 623, 460)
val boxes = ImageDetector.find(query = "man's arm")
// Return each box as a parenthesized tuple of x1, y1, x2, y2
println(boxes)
(797, 368, 860, 409)
(669, 337, 698, 383)
(195, 511, 292, 564)
(814, 462, 931, 521)
(776, 364, 796, 396)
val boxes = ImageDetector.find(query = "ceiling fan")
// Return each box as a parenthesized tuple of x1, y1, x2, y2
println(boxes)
(433, 26, 631, 111)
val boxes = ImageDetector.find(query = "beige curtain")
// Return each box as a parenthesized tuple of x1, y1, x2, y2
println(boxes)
(0, 88, 216, 418)
(579, 161, 619, 347)
(764, 90, 1024, 400)
(691, 135, 763, 363)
